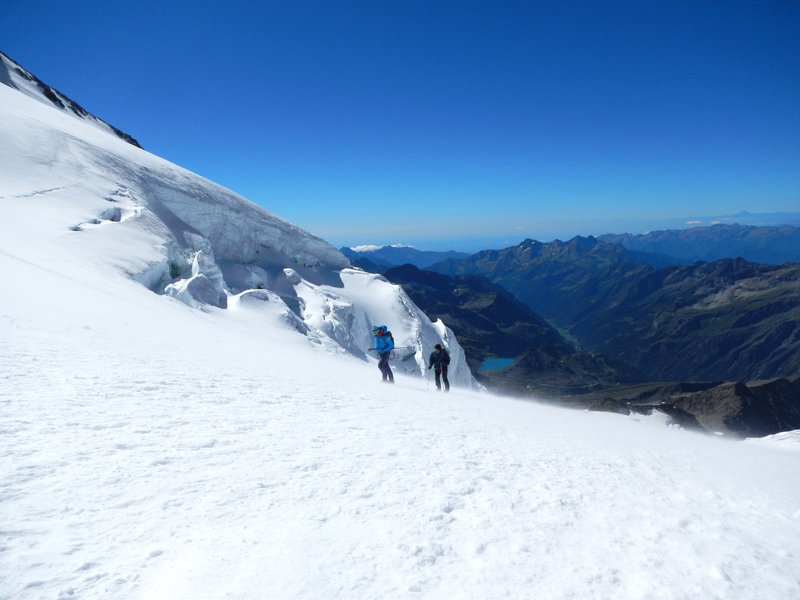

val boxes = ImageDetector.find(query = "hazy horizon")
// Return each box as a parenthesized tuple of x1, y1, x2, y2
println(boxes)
(333, 209, 800, 253)
(3, 1, 798, 250)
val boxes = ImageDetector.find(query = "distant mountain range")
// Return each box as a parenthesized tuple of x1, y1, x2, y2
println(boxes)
(431, 236, 656, 325)
(600, 223, 800, 265)
(341, 245, 470, 269)
(353, 227, 800, 387)
(380, 254, 800, 437)
(381, 264, 636, 394)
(430, 237, 800, 382)
(347, 222, 800, 272)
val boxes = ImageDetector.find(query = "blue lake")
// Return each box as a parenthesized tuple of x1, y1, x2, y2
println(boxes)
(479, 357, 515, 372)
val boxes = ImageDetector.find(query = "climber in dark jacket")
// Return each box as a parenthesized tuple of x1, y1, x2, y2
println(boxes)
(428, 343, 450, 391)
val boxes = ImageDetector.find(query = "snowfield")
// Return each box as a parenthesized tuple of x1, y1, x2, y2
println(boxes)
(2, 74, 800, 600)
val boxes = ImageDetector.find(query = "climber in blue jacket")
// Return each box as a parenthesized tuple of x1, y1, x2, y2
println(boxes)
(371, 324, 395, 383)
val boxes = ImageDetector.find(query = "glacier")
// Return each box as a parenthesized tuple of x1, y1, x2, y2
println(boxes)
(0, 80, 473, 387)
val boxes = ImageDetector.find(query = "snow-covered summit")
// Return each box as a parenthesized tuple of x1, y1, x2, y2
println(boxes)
(0, 50, 142, 148)
(0, 70, 474, 386)
(349, 243, 415, 252)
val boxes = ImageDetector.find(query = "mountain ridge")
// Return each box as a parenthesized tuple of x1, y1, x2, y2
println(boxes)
(430, 237, 800, 382)
(382, 263, 638, 394)
(600, 222, 800, 265)
(1, 50, 142, 148)
(341, 245, 470, 269)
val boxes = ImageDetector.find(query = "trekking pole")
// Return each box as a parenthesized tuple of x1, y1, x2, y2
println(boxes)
(426, 367, 430, 391)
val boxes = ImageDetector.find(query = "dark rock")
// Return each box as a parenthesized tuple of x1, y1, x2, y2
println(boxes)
(0, 51, 142, 148)
(577, 377, 800, 437)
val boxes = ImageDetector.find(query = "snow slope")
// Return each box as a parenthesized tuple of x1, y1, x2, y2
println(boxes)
(0, 81, 473, 386)
(0, 51, 141, 148)
(2, 73, 800, 600)
(746, 430, 800, 453)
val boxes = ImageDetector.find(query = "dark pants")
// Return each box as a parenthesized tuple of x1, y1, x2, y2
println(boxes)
(379, 353, 394, 382)
(435, 365, 449, 391)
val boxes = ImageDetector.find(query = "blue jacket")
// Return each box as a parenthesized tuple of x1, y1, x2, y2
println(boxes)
(373, 325, 395, 355)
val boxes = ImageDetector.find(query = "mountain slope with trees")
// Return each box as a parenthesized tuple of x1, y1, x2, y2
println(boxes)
(431, 238, 800, 382)
(600, 223, 800, 265)
(341, 245, 470, 269)
(382, 264, 636, 393)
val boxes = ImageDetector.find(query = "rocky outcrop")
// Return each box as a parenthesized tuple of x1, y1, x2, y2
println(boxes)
(579, 376, 800, 437)
(670, 378, 800, 437)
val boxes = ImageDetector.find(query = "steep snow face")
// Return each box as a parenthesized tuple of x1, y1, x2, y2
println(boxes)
(0, 82, 476, 386)
(0, 51, 141, 148)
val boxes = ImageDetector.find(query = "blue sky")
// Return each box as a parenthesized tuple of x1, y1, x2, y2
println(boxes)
(3, 0, 799, 250)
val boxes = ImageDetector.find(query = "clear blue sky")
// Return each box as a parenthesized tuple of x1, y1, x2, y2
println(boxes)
(3, 0, 799, 250)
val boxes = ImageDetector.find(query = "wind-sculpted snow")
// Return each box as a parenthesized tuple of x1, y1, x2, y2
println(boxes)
(293, 268, 473, 384)
(747, 430, 800, 452)
(0, 82, 475, 386)
(138, 173, 350, 271)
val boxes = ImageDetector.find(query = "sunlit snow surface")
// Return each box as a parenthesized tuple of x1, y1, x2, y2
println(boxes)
(746, 430, 800, 453)
(0, 51, 137, 144)
(2, 84, 800, 599)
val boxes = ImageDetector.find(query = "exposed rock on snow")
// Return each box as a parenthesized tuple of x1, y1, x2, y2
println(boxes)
(0, 50, 142, 147)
